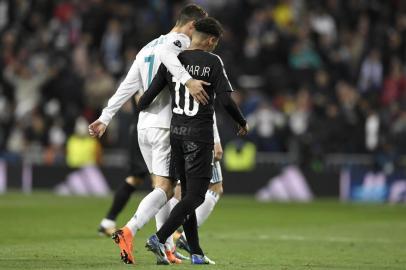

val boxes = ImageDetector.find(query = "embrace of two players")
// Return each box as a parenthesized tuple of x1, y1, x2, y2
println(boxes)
(88, 4, 248, 266)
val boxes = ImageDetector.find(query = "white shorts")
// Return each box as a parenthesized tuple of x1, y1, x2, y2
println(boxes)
(138, 127, 171, 177)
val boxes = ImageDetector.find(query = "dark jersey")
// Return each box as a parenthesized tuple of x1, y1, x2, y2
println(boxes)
(138, 49, 246, 144)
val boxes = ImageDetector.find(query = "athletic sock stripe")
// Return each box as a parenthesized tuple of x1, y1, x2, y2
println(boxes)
(212, 165, 218, 182)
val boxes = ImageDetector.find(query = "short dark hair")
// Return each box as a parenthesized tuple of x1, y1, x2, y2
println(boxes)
(194, 17, 223, 38)
(176, 4, 207, 26)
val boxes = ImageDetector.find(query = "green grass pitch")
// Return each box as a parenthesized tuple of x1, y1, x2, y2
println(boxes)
(0, 192, 405, 269)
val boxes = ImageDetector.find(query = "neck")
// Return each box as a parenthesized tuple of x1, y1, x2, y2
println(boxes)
(170, 25, 190, 38)
(189, 40, 208, 51)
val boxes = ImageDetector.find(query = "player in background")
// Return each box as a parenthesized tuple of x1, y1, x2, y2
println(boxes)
(89, 4, 210, 265)
(138, 17, 248, 265)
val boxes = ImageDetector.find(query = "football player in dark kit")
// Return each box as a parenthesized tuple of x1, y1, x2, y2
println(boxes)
(137, 17, 248, 265)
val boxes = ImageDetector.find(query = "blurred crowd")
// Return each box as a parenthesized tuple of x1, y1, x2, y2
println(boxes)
(2, 0, 406, 165)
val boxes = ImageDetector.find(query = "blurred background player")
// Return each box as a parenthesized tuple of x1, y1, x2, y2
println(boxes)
(138, 17, 248, 265)
(88, 4, 210, 265)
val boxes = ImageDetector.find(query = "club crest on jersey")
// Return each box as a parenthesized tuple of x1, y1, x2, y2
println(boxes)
(173, 40, 182, 48)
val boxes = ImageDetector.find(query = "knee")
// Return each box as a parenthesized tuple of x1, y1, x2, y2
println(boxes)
(193, 193, 206, 207)
(174, 183, 181, 200)
(153, 176, 175, 199)
(209, 183, 223, 196)
(126, 176, 143, 187)
(182, 193, 205, 210)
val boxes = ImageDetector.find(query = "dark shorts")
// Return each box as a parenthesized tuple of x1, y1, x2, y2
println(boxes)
(170, 136, 213, 182)
(128, 122, 149, 178)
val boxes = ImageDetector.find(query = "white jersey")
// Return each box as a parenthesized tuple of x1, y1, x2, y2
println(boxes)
(98, 32, 221, 141)
(98, 32, 192, 129)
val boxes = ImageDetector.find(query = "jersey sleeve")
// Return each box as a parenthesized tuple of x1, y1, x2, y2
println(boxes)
(138, 64, 168, 111)
(212, 54, 234, 95)
(98, 58, 142, 126)
(218, 91, 246, 127)
(156, 34, 192, 85)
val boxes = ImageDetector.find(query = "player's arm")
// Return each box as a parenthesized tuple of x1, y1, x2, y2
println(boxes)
(89, 59, 142, 138)
(213, 56, 248, 136)
(217, 92, 248, 135)
(157, 35, 210, 104)
(137, 64, 168, 111)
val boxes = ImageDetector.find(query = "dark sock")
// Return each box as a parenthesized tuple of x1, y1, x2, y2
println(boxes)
(183, 212, 203, 255)
(106, 182, 136, 220)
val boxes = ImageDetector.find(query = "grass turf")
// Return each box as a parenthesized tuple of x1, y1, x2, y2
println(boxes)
(0, 192, 405, 269)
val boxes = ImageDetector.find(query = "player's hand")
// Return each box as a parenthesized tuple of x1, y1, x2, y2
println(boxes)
(214, 142, 223, 161)
(237, 123, 249, 136)
(186, 79, 210, 105)
(88, 120, 107, 138)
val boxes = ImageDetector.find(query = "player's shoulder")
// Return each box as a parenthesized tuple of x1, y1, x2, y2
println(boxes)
(164, 32, 191, 49)
(181, 50, 221, 60)
(207, 52, 225, 66)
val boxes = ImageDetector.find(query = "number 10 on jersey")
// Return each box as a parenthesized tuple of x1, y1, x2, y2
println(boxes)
(172, 77, 199, 116)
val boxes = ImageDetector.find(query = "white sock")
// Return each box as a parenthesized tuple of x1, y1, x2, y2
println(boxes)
(126, 187, 167, 235)
(100, 218, 116, 229)
(155, 200, 175, 250)
(196, 190, 220, 227)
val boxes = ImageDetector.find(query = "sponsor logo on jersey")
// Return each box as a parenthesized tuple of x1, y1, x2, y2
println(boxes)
(171, 125, 192, 136)
(173, 40, 182, 48)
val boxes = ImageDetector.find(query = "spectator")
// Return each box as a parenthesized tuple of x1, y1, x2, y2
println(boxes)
(101, 19, 123, 75)
(84, 63, 114, 115)
(358, 49, 383, 94)
(381, 58, 406, 106)
(3, 61, 48, 119)
(1, 0, 406, 163)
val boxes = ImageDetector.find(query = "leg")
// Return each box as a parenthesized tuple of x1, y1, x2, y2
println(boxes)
(125, 128, 174, 235)
(174, 163, 223, 252)
(195, 160, 223, 227)
(174, 182, 222, 242)
(109, 61, 144, 265)
(155, 178, 177, 251)
(113, 174, 174, 265)
(125, 175, 174, 235)
(172, 161, 223, 227)
(155, 176, 209, 253)
(155, 141, 212, 253)
(99, 176, 142, 235)
(105, 176, 143, 221)
(181, 177, 204, 256)
(100, 122, 148, 235)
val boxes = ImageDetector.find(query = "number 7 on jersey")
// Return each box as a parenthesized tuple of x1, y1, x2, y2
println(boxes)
(144, 55, 155, 87)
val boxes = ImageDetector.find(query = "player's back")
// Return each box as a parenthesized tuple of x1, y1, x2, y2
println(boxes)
(166, 49, 231, 144)
(136, 32, 190, 130)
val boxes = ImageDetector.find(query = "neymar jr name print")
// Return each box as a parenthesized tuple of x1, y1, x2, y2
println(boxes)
(184, 64, 211, 77)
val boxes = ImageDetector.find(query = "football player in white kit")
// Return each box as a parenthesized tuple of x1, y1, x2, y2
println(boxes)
(89, 4, 216, 265)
